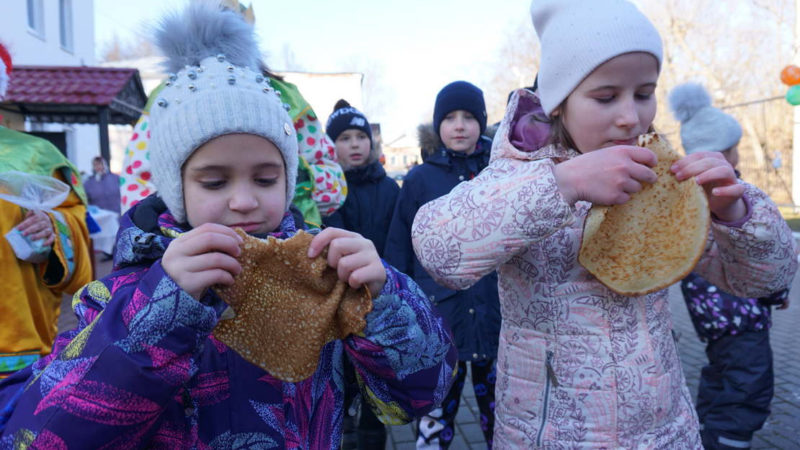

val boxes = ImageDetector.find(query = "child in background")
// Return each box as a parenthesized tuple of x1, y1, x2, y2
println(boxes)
(670, 82, 791, 450)
(411, 0, 798, 447)
(0, 4, 456, 448)
(323, 100, 398, 449)
(385, 81, 501, 449)
(325, 99, 399, 259)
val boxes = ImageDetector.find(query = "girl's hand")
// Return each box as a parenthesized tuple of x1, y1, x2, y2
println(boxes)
(162, 223, 243, 300)
(308, 227, 386, 295)
(554, 146, 658, 206)
(16, 210, 56, 246)
(672, 152, 746, 222)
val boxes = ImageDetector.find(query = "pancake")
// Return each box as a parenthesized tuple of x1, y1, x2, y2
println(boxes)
(578, 133, 710, 296)
(214, 229, 372, 382)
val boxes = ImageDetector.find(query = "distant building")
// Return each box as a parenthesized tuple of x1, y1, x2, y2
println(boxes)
(0, 0, 144, 175)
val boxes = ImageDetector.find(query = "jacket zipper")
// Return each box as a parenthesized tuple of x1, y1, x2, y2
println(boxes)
(537, 350, 559, 446)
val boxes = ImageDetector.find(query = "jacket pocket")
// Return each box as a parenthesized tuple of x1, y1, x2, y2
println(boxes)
(536, 350, 558, 447)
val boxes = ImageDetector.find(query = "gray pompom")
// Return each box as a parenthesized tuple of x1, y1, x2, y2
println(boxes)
(155, 1, 260, 74)
(668, 82, 712, 123)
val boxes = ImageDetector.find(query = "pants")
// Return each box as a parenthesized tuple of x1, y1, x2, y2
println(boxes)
(416, 359, 496, 449)
(697, 331, 774, 449)
(341, 358, 386, 450)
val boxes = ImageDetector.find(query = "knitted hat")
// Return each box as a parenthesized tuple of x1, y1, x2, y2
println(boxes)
(433, 81, 487, 136)
(326, 99, 372, 143)
(0, 42, 12, 100)
(530, 0, 663, 115)
(149, 2, 298, 224)
(668, 83, 742, 154)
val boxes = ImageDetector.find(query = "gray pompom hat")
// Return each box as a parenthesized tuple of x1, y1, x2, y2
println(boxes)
(149, 2, 298, 223)
(668, 83, 742, 154)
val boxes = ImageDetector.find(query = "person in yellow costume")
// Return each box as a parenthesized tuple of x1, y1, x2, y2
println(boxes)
(0, 42, 92, 378)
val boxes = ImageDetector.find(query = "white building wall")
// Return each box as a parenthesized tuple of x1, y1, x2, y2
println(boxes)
(2, 0, 100, 176)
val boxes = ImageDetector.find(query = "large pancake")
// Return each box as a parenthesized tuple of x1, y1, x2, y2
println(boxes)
(214, 229, 372, 382)
(578, 133, 709, 296)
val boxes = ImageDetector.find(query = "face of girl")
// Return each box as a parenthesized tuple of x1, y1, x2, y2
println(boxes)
(334, 129, 371, 167)
(183, 133, 286, 234)
(554, 52, 659, 153)
(439, 109, 480, 154)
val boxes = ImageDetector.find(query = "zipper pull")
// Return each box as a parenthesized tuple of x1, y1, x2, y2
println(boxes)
(545, 351, 559, 388)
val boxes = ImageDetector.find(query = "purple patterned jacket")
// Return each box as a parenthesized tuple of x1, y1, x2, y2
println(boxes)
(411, 89, 798, 449)
(0, 198, 457, 449)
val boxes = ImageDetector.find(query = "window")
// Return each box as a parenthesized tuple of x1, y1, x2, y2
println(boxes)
(27, 0, 45, 38)
(59, 0, 74, 52)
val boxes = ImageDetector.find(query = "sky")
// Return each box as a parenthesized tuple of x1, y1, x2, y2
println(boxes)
(94, 0, 534, 143)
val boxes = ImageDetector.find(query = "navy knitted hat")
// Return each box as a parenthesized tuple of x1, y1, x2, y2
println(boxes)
(433, 81, 487, 137)
(326, 99, 372, 143)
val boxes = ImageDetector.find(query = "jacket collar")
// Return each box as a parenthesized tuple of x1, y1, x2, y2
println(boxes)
(113, 195, 298, 268)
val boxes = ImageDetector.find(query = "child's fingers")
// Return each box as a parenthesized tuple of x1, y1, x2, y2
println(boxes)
(308, 227, 358, 258)
(186, 269, 236, 290)
(692, 164, 736, 186)
(181, 252, 242, 276)
(672, 152, 728, 178)
(326, 236, 369, 269)
(334, 251, 374, 285)
(178, 230, 243, 258)
(190, 222, 244, 242)
(625, 146, 658, 168)
(708, 183, 745, 198)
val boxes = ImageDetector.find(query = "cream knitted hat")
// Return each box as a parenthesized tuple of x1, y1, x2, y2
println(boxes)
(149, 2, 297, 223)
(530, 0, 663, 115)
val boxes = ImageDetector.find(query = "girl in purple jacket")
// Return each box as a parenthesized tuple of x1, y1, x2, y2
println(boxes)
(0, 4, 456, 449)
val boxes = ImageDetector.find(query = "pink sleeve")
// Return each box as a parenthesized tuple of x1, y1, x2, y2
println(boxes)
(294, 112, 347, 217)
(412, 158, 574, 290)
(693, 182, 798, 297)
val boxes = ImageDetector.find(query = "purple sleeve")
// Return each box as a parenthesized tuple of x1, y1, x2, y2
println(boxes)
(343, 262, 457, 424)
(0, 262, 223, 447)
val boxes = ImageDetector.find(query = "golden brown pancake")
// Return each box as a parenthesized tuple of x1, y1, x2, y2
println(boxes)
(214, 229, 372, 382)
(578, 133, 710, 296)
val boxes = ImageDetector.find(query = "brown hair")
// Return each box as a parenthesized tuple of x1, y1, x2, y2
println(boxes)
(546, 99, 578, 151)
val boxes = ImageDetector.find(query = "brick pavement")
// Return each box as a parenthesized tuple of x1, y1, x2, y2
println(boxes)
(62, 255, 799, 449)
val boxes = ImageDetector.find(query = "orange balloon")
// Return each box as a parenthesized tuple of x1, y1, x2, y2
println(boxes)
(781, 65, 800, 86)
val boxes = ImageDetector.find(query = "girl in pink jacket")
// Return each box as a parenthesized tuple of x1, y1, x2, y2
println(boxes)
(411, 0, 798, 448)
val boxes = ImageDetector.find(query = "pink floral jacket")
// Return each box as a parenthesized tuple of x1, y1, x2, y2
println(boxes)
(411, 89, 798, 449)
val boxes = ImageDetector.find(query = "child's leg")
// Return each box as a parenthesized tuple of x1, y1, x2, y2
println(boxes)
(341, 357, 359, 450)
(700, 331, 774, 449)
(470, 359, 497, 448)
(416, 361, 467, 449)
(357, 402, 386, 449)
(696, 341, 724, 426)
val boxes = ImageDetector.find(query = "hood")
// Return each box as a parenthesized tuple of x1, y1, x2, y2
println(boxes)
(490, 89, 580, 164)
(113, 195, 298, 269)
